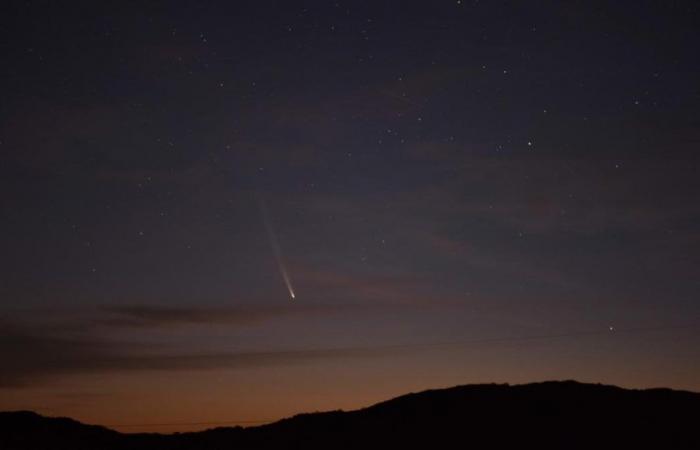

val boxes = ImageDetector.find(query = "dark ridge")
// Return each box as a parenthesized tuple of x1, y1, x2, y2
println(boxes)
(0, 410, 125, 450)
(1, 381, 699, 450)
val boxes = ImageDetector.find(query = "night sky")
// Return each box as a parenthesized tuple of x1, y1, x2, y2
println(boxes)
(2, 0, 699, 432)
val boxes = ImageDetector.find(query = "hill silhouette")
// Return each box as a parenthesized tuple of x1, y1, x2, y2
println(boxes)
(2, 381, 699, 449)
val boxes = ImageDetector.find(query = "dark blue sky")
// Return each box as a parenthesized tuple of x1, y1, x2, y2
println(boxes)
(1, 0, 699, 431)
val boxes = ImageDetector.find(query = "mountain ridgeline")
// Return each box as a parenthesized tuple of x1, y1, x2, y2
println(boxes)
(1, 381, 698, 449)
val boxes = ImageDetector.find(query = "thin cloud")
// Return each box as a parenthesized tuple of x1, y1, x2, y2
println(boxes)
(4, 303, 359, 332)
(97, 303, 349, 328)
(0, 322, 391, 388)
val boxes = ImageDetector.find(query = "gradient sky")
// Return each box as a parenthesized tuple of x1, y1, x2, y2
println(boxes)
(2, 0, 699, 432)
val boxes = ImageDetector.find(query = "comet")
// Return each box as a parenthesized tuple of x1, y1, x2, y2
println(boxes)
(259, 197, 296, 300)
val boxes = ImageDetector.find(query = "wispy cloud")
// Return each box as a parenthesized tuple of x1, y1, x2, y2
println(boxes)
(95, 303, 352, 328)
(0, 315, 390, 388)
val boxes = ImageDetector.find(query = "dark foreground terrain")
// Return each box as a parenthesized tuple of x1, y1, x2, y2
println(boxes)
(2, 381, 699, 449)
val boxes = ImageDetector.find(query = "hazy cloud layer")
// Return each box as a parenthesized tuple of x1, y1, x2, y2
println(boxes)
(0, 313, 389, 388)
(97, 303, 353, 328)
